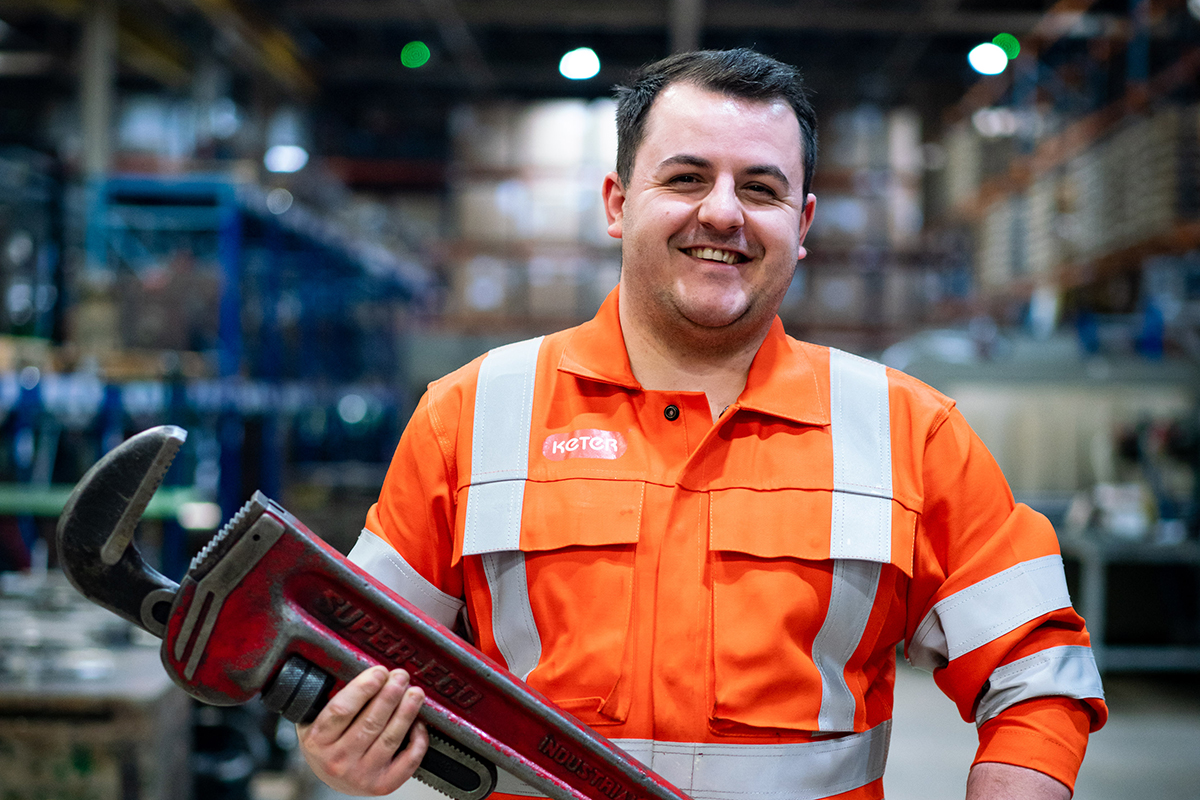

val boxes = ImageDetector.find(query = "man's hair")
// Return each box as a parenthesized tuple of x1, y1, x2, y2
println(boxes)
(613, 48, 818, 198)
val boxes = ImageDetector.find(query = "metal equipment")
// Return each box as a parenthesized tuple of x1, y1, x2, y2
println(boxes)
(56, 425, 692, 800)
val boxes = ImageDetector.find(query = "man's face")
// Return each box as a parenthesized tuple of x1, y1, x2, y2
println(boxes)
(603, 82, 815, 351)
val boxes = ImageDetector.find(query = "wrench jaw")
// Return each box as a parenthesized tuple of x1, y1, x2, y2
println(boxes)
(56, 425, 187, 638)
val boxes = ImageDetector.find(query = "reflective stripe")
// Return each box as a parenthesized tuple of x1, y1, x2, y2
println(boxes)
(828, 348, 892, 563)
(975, 645, 1105, 726)
(810, 351, 892, 732)
(812, 560, 882, 731)
(463, 336, 544, 556)
(482, 549, 542, 680)
(494, 722, 891, 800)
(348, 529, 464, 629)
(463, 336, 544, 678)
(909, 555, 1073, 671)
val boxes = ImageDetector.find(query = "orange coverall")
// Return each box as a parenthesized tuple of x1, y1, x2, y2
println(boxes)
(356, 289, 1107, 800)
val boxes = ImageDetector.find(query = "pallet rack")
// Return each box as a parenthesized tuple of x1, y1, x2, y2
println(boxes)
(0, 175, 431, 577)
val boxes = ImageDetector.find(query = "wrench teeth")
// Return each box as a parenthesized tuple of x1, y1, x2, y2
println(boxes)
(188, 494, 269, 577)
(416, 729, 498, 800)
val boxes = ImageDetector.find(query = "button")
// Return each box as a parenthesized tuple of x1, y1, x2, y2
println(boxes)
(663, 404, 680, 421)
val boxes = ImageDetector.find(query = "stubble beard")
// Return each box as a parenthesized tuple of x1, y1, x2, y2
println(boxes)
(628, 265, 782, 362)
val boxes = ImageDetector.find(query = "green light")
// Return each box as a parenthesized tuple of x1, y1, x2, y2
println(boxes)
(401, 41, 431, 68)
(992, 33, 1020, 60)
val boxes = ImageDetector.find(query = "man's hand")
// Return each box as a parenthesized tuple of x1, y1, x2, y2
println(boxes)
(966, 763, 1071, 800)
(297, 665, 429, 796)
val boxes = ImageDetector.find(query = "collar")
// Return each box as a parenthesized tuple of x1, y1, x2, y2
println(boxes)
(558, 287, 829, 426)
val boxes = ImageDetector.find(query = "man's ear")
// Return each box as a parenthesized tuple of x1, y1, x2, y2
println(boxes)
(602, 171, 626, 239)
(797, 193, 816, 260)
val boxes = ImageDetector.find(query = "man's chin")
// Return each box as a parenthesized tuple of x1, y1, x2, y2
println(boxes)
(681, 311, 743, 329)
(676, 298, 751, 330)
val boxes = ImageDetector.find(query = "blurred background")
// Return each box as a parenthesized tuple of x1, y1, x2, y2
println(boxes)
(0, 0, 1197, 798)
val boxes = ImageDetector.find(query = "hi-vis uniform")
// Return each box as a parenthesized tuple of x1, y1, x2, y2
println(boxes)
(351, 290, 1107, 800)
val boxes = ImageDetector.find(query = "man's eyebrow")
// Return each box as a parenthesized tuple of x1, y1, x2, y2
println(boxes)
(657, 154, 711, 171)
(744, 164, 791, 191)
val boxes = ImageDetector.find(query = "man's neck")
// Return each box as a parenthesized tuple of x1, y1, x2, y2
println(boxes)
(618, 303, 766, 423)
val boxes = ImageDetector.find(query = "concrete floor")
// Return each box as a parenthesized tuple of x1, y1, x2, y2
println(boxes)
(309, 662, 1200, 800)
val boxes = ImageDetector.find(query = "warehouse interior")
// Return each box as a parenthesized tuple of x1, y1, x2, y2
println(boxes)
(0, 0, 1198, 797)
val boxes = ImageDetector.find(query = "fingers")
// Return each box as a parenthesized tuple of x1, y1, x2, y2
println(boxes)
(363, 679, 426, 766)
(303, 665, 390, 746)
(297, 666, 428, 795)
(378, 716, 430, 788)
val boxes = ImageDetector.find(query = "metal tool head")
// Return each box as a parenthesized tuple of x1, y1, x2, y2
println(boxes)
(56, 425, 187, 637)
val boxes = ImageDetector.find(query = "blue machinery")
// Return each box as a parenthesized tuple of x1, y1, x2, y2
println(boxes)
(1, 175, 431, 577)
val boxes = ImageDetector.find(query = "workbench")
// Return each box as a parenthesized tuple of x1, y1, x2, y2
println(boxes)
(1058, 533, 1200, 672)
(0, 578, 191, 800)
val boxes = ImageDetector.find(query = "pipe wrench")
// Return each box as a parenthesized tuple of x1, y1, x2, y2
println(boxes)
(56, 426, 692, 800)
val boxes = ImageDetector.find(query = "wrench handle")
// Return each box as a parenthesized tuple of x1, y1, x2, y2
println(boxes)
(261, 654, 498, 800)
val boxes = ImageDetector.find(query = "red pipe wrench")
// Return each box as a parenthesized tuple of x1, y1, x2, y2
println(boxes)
(56, 426, 693, 800)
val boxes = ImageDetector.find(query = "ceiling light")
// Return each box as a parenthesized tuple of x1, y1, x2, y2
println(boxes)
(401, 41, 430, 68)
(992, 33, 1020, 60)
(264, 144, 309, 173)
(559, 47, 600, 81)
(968, 43, 1009, 76)
(266, 187, 293, 214)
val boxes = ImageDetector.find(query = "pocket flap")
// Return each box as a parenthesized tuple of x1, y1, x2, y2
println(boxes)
(521, 478, 644, 551)
(456, 478, 643, 560)
(710, 487, 915, 575)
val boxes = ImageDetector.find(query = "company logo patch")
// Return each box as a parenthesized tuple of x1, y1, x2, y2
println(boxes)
(542, 429, 627, 461)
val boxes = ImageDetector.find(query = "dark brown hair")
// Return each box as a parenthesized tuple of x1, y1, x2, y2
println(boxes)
(614, 48, 818, 197)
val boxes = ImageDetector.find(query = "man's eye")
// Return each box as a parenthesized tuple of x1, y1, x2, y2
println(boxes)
(745, 183, 776, 195)
(670, 174, 700, 184)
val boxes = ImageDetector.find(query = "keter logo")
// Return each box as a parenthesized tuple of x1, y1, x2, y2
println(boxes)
(542, 429, 627, 461)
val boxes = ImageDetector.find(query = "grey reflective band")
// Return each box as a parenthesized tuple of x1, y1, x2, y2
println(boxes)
(463, 336, 544, 556)
(463, 336, 545, 679)
(909, 555, 1073, 671)
(348, 529, 464, 629)
(812, 560, 882, 732)
(975, 645, 1104, 726)
(828, 348, 893, 563)
(809, 351, 892, 732)
(482, 549, 542, 680)
(494, 722, 891, 800)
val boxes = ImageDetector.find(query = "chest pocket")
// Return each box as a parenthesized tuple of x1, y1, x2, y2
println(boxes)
(457, 336, 640, 726)
(709, 349, 913, 735)
(709, 488, 916, 734)
(460, 478, 643, 726)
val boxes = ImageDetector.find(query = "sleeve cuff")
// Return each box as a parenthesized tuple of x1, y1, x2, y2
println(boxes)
(974, 697, 1096, 793)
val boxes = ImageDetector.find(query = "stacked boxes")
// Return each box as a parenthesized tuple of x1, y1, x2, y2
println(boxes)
(956, 104, 1200, 293)
(813, 106, 924, 250)
(977, 197, 1016, 289)
(447, 100, 620, 325)
(1025, 172, 1063, 279)
(792, 105, 934, 336)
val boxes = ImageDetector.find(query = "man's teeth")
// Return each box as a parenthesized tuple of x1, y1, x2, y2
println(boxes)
(686, 247, 742, 264)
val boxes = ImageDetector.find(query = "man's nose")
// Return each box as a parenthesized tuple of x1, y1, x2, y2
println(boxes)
(697, 176, 744, 231)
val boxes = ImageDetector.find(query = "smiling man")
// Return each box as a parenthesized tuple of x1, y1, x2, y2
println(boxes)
(605, 80, 815, 421)
(298, 49, 1106, 800)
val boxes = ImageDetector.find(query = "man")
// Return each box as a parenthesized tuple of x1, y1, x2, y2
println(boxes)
(299, 49, 1107, 800)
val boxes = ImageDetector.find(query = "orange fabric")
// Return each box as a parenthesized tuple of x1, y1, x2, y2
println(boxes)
(367, 287, 1107, 799)
(975, 697, 1096, 793)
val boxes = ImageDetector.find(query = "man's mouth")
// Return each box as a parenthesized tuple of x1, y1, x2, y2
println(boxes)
(682, 246, 747, 265)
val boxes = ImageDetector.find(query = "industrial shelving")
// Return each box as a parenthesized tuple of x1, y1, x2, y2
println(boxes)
(0, 174, 431, 576)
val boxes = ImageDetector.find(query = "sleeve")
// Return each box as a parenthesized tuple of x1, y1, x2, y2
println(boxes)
(904, 404, 1108, 792)
(349, 387, 466, 628)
